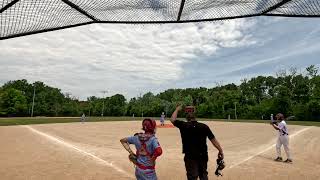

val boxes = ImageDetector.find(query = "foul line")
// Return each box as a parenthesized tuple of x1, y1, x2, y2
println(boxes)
(228, 127, 312, 169)
(25, 125, 134, 179)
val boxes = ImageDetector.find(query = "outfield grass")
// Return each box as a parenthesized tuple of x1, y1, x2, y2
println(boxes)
(0, 117, 319, 127)
(0, 117, 135, 126)
(199, 118, 320, 127)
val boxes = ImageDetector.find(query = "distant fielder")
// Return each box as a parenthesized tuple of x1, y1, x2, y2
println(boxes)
(81, 113, 85, 123)
(270, 113, 292, 163)
(160, 112, 165, 126)
(120, 119, 163, 180)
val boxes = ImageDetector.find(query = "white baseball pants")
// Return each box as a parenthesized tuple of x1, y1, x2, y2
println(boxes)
(276, 135, 291, 159)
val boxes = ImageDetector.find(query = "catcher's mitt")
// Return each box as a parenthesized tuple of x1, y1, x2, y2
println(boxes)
(215, 157, 225, 177)
(128, 154, 138, 165)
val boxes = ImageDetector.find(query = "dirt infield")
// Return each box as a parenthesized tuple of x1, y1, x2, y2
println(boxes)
(0, 121, 319, 180)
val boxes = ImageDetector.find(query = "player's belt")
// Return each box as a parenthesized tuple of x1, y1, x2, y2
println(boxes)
(280, 129, 288, 136)
(136, 163, 155, 170)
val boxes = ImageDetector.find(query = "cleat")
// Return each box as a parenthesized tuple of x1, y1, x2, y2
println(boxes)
(284, 159, 293, 163)
(274, 157, 283, 162)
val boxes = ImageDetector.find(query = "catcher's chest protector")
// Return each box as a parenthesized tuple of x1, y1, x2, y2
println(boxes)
(137, 134, 153, 157)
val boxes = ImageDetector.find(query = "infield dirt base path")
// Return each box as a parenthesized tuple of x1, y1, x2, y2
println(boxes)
(0, 121, 319, 180)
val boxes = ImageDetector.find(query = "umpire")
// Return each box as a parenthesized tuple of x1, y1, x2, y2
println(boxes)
(170, 105, 224, 180)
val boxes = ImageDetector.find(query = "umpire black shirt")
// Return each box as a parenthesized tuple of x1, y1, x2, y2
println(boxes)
(173, 120, 215, 157)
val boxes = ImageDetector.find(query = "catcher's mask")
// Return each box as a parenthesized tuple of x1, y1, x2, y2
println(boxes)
(142, 118, 156, 133)
(215, 157, 225, 176)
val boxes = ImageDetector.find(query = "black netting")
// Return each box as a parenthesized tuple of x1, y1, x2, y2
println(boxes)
(181, 0, 282, 20)
(267, 0, 320, 15)
(0, 0, 91, 38)
(69, 0, 181, 21)
(0, 0, 320, 40)
(1, 0, 13, 9)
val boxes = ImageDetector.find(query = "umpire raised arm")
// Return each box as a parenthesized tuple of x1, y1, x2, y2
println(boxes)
(170, 105, 224, 180)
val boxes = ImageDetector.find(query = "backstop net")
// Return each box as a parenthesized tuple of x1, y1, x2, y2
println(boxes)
(1, 0, 320, 40)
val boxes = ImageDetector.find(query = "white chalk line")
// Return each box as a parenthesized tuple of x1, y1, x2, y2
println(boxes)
(228, 127, 312, 169)
(25, 125, 134, 179)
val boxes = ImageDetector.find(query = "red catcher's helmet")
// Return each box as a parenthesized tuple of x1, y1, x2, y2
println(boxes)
(142, 118, 156, 133)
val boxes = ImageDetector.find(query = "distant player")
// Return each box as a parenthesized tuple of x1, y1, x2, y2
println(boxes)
(270, 113, 292, 163)
(120, 119, 163, 180)
(160, 112, 165, 126)
(81, 113, 85, 123)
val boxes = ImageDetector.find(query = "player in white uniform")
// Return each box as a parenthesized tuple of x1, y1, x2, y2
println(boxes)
(160, 112, 165, 126)
(81, 113, 85, 123)
(270, 113, 292, 163)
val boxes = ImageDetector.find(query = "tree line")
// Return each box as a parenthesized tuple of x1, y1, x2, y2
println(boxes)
(0, 65, 319, 121)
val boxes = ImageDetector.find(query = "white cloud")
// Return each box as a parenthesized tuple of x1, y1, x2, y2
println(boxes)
(0, 19, 255, 99)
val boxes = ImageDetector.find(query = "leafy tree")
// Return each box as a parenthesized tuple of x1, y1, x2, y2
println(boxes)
(0, 65, 319, 121)
(306, 65, 318, 78)
(0, 88, 28, 116)
(108, 94, 126, 116)
(306, 100, 320, 121)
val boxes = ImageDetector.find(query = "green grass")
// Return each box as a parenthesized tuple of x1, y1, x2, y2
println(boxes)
(199, 118, 320, 127)
(0, 117, 135, 126)
(0, 117, 319, 127)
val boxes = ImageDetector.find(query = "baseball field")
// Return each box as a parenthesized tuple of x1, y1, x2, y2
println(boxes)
(0, 120, 319, 180)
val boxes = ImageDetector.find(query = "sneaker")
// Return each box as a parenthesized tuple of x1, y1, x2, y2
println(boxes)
(274, 157, 283, 162)
(284, 159, 293, 163)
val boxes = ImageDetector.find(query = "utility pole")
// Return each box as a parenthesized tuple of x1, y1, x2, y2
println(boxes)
(101, 90, 108, 117)
(139, 92, 143, 118)
(140, 93, 143, 119)
(31, 84, 35, 117)
(234, 102, 237, 120)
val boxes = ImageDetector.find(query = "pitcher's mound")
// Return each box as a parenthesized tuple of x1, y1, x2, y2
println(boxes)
(157, 124, 174, 128)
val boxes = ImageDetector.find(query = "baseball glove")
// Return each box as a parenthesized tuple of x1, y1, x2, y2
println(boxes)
(128, 153, 138, 165)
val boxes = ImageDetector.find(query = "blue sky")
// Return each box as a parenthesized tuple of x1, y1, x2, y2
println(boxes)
(173, 17, 320, 88)
(0, 17, 320, 100)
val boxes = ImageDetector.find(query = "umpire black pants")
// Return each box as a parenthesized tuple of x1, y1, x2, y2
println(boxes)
(184, 154, 208, 180)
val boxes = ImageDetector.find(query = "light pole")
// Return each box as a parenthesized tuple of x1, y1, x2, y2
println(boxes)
(101, 90, 108, 117)
(234, 102, 237, 120)
(31, 84, 36, 117)
(139, 92, 143, 118)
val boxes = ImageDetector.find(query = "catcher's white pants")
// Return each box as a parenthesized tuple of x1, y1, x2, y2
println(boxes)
(276, 135, 291, 159)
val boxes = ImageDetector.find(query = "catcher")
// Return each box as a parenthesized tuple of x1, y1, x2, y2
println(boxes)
(120, 118, 163, 180)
